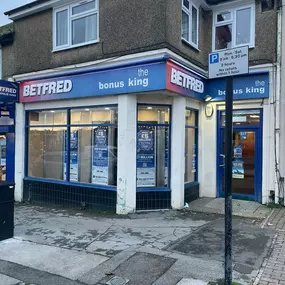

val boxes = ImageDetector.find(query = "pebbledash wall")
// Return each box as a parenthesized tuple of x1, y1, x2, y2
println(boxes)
(13, 52, 275, 214)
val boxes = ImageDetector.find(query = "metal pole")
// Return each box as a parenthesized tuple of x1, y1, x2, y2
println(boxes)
(225, 76, 233, 284)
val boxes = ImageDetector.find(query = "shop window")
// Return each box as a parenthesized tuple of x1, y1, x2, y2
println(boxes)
(53, 0, 99, 51)
(26, 106, 118, 187)
(137, 105, 170, 188)
(185, 109, 198, 184)
(220, 109, 260, 126)
(181, 0, 199, 49)
(213, 4, 255, 51)
(70, 107, 118, 124)
(28, 110, 67, 125)
(28, 127, 66, 180)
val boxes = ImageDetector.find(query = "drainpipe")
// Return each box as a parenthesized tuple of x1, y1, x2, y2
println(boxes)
(277, 0, 285, 204)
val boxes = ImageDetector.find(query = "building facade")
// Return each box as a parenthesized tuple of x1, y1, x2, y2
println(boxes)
(0, 0, 280, 213)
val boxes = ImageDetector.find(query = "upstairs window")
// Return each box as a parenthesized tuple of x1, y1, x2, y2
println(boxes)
(181, 0, 199, 49)
(54, 0, 99, 51)
(213, 4, 255, 51)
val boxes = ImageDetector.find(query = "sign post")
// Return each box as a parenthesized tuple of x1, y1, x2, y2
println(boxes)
(209, 46, 249, 285)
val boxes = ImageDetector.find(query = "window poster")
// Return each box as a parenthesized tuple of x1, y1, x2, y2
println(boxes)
(92, 128, 109, 185)
(192, 143, 196, 173)
(70, 131, 79, 182)
(165, 129, 168, 186)
(137, 127, 156, 187)
(240, 132, 247, 140)
(232, 160, 244, 179)
(63, 130, 79, 182)
(0, 137, 6, 166)
(63, 131, 67, 180)
(234, 145, 242, 159)
(233, 145, 244, 179)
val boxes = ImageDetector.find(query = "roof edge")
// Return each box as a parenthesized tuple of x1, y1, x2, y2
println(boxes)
(4, 0, 52, 16)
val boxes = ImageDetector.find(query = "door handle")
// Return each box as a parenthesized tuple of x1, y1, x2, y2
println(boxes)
(219, 154, 225, 167)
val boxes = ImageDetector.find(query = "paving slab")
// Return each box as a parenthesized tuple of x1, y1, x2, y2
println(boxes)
(0, 259, 85, 285)
(0, 274, 20, 285)
(97, 252, 177, 285)
(14, 205, 113, 250)
(0, 238, 108, 280)
(168, 218, 275, 271)
(188, 198, 271, 219)
(176, 279, 208, 285)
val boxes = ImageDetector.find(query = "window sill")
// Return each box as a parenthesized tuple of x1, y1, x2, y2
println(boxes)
(184, 181, 199, 188)
(137, 187, 170, 192)
(212, 44, 254, 52)
(52, 39, 100, 53)
(24, 176, 117, 191)
(181, 38, 200, 52)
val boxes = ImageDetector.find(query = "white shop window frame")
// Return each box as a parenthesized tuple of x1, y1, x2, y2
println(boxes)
(212, 3, 255, 51)
(181, 0, 199, 50)
(53, 0, 99, 52)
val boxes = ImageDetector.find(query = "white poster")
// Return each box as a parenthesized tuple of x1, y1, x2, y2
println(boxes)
(137, 128, 156, 187)
(63, 130, 79, 182)
(92, 128, 109, 185)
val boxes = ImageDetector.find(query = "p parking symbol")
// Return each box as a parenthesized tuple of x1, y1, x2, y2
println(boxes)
(210, 53, 219, 64)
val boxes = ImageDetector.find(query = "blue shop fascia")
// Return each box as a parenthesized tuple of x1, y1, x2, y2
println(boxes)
(13, 57, 270, 212)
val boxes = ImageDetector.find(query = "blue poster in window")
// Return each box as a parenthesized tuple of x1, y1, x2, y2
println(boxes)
(63, 130, 79, 182)
(232, 160, 244, 179)
(240, 132, 247, 140)
(165, 128, 169, 186)
(137, 128, 156, 187)
(92, 128, 109, 185)
(234, 145, 242, 159)
(70, 131, 79, 182)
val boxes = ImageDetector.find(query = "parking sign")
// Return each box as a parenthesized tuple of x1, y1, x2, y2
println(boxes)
(208, 46, 249, 79)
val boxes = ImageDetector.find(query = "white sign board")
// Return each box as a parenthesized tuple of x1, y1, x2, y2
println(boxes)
(209, 46, 249, 79)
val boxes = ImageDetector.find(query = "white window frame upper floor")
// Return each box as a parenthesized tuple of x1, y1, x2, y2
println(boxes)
(212, 2, 255, 51)
(53, 0, 99, 52)
(181, 0, 199, 50)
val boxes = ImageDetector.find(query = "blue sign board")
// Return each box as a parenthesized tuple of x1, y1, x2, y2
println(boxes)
(207, 73, 269, 101)
(21, 62, 166, 102)
(0, 80, 19, 102)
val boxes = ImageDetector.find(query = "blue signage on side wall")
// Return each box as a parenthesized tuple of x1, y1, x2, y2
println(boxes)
(207, 73, 269, 101)
(0, 80, 19, 102)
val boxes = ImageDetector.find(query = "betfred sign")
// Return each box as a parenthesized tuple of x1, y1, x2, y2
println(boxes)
(209, 46, 249, 79)
(20, 62, 167, 103)
(170, 67, 204, 94)
(23, 80, 73, 97)
(0, 80, 19, 102)
(20, 61, 206, 103)
(166, 61, 205, 100)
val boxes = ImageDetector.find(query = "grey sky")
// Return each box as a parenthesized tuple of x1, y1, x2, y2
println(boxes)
(0, 0, 33, 26)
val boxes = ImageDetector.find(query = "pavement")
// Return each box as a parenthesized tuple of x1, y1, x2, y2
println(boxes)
(187, 198, 272, 219)
(0, 199, 282, 285)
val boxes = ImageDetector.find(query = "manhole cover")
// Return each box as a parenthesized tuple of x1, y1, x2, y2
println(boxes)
(106, 276, 129, 285)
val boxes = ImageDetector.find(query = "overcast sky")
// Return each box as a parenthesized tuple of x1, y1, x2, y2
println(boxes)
(0, 0, 33, 26)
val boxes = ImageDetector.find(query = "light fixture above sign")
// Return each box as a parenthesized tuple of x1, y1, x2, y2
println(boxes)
(204, 95, 212, 102)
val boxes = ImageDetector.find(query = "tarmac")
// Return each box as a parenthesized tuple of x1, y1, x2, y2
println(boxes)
(0, 199, 277, 285)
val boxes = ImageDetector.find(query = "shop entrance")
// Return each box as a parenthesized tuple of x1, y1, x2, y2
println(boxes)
(217, 110, 262, 202)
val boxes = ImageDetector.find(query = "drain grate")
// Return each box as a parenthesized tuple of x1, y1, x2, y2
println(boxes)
(106, 276, 129, 285)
